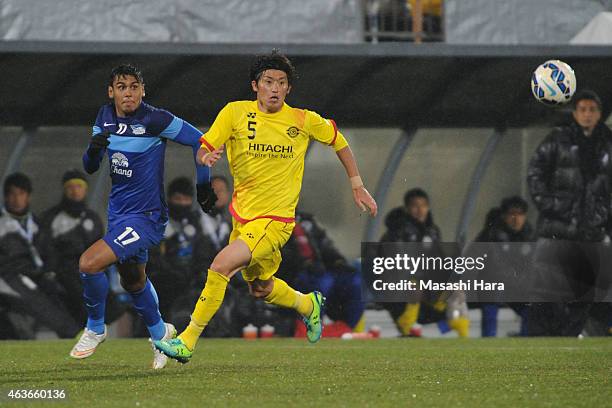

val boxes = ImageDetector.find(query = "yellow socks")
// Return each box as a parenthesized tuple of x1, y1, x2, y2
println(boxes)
(179, 270, 229, 350)
(264, 277, 313, 317)
(179, 274, 314, 350)
(449, 317, 470, 338)
(353, 314, 366, 332)
(396, 303, 420, 336)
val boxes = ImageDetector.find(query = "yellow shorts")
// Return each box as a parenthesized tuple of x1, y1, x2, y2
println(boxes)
(230, 218, 295, 282)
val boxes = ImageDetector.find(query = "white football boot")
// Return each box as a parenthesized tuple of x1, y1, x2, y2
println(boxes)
(151, 323, 177, 369)
(70, 326, 107, 359)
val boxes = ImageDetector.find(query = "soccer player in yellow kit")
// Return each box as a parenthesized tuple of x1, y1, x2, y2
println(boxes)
(154, 51, 377, 362)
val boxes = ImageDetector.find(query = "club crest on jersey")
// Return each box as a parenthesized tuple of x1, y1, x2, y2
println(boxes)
(110, 152, 133, 177)
(286, 126, 300, 138)
(130, 124, 146, 135)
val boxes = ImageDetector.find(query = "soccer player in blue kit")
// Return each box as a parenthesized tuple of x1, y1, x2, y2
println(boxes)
(69, 65, 217, 369)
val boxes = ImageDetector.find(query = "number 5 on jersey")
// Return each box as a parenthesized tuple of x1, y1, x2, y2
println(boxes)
(248, 121, 256, 140)
(113, 226, 140, 247)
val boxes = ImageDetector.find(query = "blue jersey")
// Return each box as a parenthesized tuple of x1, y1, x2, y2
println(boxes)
(83, 102, 209, 224)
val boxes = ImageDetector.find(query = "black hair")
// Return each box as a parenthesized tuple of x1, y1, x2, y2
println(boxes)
(483, 207, 502, 229)
(167, 177, 194, 198)
(573, 89, 602, 111)
(62, 169, 87, 185)
(249, 50, 297, 85)
(403, 188, 429, 207)
(3, 172, 32, 196)
(500, 196, 528, 214)
(109, 64, 144, 86)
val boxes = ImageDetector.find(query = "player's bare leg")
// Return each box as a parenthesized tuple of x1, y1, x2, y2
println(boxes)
(209, 238, 252, 278)
(79, 240, 118, 274)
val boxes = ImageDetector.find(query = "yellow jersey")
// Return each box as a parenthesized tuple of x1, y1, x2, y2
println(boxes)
(200, 100, 348, 223)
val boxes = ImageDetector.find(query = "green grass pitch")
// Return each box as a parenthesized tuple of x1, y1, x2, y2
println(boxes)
(1, 338, 610, 407)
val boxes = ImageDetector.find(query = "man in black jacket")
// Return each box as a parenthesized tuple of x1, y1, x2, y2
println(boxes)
(476, 197, 534, 244)
(475, 196, 534, 337)
(0, 173, 80, 339)
(527, 90, 612, 336)
(381, 189, 441, 244)
(380, 188, 469, 337)
(528, 90, 612, 242)
(40, 170, 105, 324)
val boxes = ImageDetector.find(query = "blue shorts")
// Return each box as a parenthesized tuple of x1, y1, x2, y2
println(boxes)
(103, 214, 166, 264)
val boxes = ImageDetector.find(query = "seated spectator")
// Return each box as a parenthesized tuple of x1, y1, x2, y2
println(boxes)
(0, 173, 79, 339)
(380, 188, 469, 337)
(475, 196, 534, 337)
(148, 177, 234, 336)
(40, 169, 125, 326)
(476, 197, 533, 243)
(277, 212, 365, 333)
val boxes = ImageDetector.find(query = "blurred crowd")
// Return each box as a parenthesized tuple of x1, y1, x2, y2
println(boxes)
(1, 90, 611, 339)
(0, 168, 366, 339)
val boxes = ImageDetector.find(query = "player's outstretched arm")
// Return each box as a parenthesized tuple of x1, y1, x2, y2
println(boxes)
(166, 121, 211, 181)
(195, 102, 232, 168)
(159, 116, 219, 213)
(336, 146, 378, 217)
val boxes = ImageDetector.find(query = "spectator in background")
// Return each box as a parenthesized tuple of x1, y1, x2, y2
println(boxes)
(475, 196, 534, 337)
(277, 212, 365, 333)
(149, 177, 216, 327)
(40, 170, 119, 326)
(408, 0, 442, 36)
(200, 176, 231, 253)
(0, 173, 79, 339)
(476, 197, 532, 243)
(527, 90, 612, 336)
(380, 188, 469, 337)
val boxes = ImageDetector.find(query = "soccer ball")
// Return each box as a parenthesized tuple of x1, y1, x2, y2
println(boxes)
(531, 60, 576, 106)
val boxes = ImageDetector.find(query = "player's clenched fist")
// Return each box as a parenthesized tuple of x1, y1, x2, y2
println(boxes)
(88, 131, 111, 155)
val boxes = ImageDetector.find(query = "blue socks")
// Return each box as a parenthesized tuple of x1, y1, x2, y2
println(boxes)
(437, 320, 450, 334)
(82, 273, 165, 340)
(81, 272, 109, 335)
(130, 279, 165, 340)
(481, 303, 499, 337)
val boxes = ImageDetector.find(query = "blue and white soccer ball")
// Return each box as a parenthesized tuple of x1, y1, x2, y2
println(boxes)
(531, 60, 576, 106)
